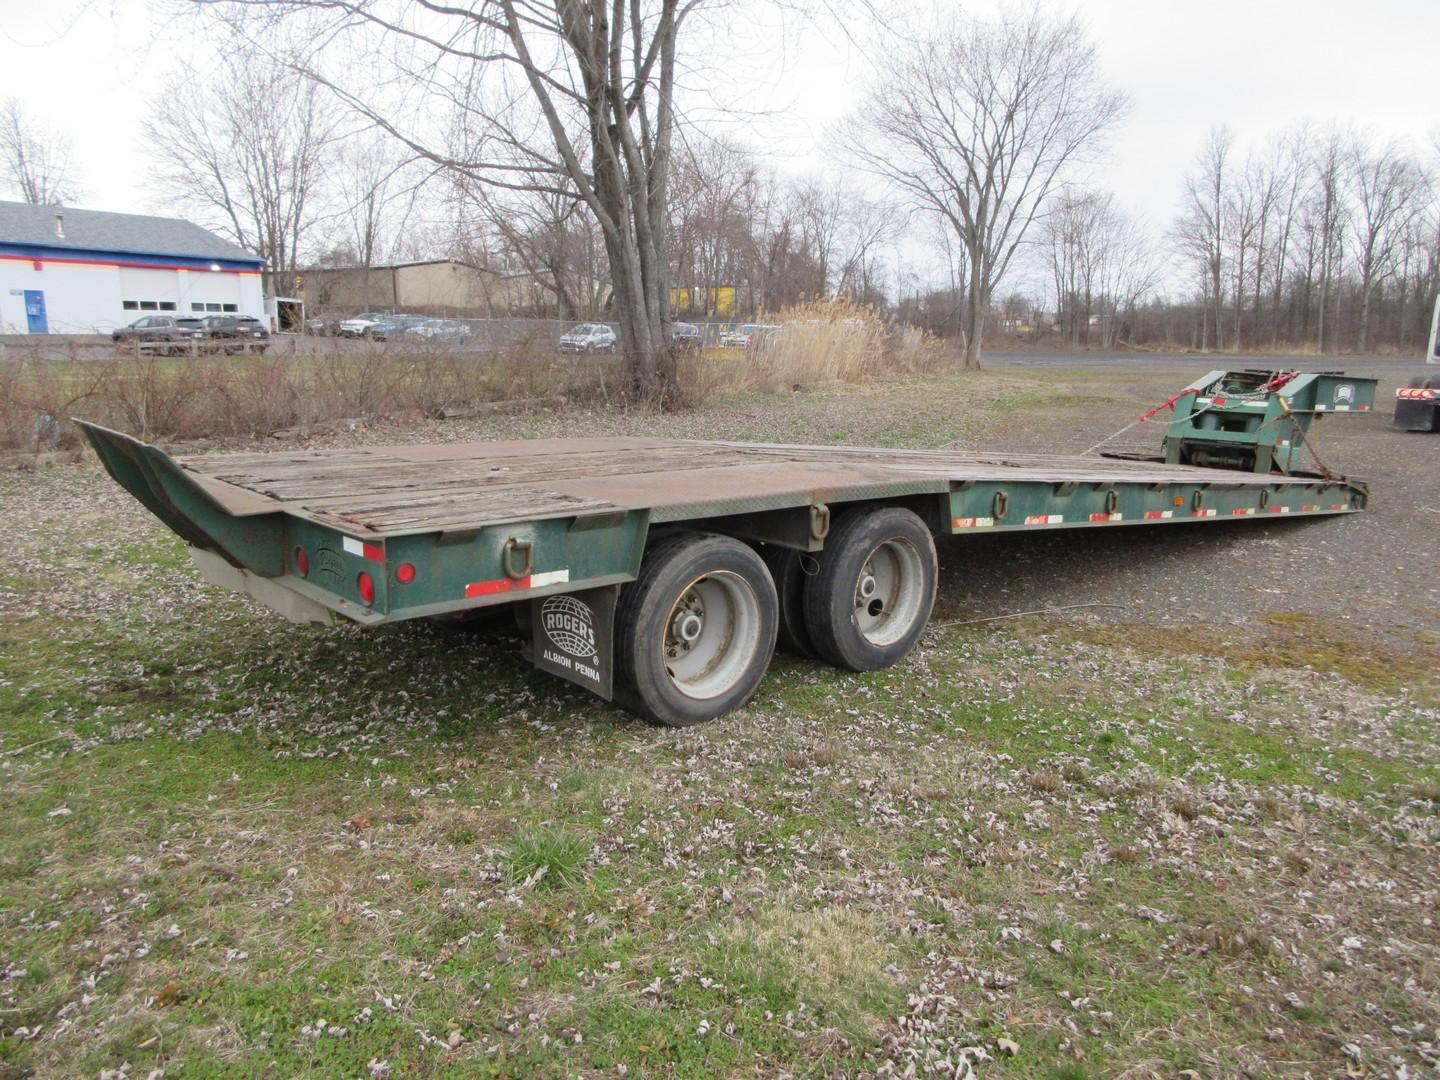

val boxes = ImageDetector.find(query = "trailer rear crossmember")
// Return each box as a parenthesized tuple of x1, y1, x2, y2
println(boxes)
(76, 369, 1376, 727)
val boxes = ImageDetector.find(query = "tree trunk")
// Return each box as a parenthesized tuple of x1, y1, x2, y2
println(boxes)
(1357, 284, 1373, 354)
(962, 274, 986, 369)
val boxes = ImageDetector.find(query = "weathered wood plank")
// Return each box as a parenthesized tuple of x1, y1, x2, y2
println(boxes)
(175, 436, 1340, 536)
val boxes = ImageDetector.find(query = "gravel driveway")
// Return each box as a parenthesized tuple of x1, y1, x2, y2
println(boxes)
(957, 353, 1440, 653)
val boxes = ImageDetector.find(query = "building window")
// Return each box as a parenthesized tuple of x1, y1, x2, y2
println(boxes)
(222, 303, 237, 312)
(123, 300, 138, 311)
(159, 301, 176, 311)
(140, 300, 158, 311)
(206, 302, 222, 312)
(192, 303, 205, 312)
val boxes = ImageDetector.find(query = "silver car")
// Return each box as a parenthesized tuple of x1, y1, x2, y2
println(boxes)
(559, 323, 617, 354)
(338, 312, 390, 338)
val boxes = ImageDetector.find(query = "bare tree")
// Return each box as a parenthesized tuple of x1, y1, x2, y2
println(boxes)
(1265, 125, 1309, 346)
(844, 5, 1124, 367)
(459, 182, 608, 317)
(669, 137, 767, 315)
(205, 0, 702, 392)
(0, 99, 81, 206)
(1046, 188, 1157, 348)
(146, 50, 337, 291)
(1309, 129, 1350, 353)
(330, 133, 427, 269)
(1347, 136, 1430, 353)
(833, 190, 897, 305)
(1173, 127, 1232, 350)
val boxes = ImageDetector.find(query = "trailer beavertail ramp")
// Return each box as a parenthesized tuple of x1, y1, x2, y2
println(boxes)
(77, 369, 1375, 727)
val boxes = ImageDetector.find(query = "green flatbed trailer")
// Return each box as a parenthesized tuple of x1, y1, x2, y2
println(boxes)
(77, 369, 1377, 727)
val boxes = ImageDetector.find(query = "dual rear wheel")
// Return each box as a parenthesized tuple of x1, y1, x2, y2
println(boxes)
(615, 507, 938, 726)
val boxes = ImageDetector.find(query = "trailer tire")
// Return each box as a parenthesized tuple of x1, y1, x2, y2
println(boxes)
(803, 506, 936, 672)
(614, 532, 778, 727)
(760, 544, 816, 657)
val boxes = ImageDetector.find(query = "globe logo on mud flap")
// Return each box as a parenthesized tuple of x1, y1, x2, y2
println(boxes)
(1334, 384, 1355, 403)
(541, 595, 597, 659)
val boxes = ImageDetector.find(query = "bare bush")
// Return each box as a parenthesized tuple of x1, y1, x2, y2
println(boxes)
(0, 341, 613, 452)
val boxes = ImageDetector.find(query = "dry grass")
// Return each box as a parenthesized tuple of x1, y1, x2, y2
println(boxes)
(4, 308, 951, 451)
(727, 904, 895, 1020)
(676, 299, 950, 402)
(0, 337, 610, 452)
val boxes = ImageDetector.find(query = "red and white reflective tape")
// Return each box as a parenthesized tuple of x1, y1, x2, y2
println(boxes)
(341, 535, 385, 563)
(1024, 514, 1064, 525)
(1192, 508, 1217, 518)
(1142, 510, 1174, 520)
(1300, 504, 1318, 512)
(1088, 512, 1124, 522)
(1231, 507, 1255, 516)
(1397, 388, 1437, 400)
(465, 568, 570, 599)
(1330, 503, 1347, 511)
(952, 516, 995, 529)
(1267, 506, 1291, 514)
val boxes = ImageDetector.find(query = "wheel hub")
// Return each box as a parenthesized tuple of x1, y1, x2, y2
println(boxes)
(854, 540, 924, 646)
(660, 572, 762, 701)
(667, 589, 706, 655)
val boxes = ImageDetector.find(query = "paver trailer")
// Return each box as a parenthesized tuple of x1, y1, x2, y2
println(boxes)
(1393, 294, 1440, 431)
(78, 369, 1376, 727)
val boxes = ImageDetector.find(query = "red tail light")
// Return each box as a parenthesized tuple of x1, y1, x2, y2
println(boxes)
(295, 547, 309, 577)
(395, 563, 416, 584)
(357, 571, 375, 606)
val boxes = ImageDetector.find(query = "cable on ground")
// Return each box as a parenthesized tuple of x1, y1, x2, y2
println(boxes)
(930, 601, 1129, 630)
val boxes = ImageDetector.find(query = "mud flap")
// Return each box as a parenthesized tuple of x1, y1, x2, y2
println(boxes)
(528, 586, 617, 700)
(1393, 400, 1439, 432)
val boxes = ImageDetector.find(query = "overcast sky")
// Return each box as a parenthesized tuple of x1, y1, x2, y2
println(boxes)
(3, 0, 1438, 291)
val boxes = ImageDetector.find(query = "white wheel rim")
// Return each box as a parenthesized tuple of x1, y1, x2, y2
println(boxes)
(662, 571, 762, 700)
(854, 537, 925, 647)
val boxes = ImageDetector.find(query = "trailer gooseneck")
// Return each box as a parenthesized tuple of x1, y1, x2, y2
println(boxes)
(78, 369, 1376, 727)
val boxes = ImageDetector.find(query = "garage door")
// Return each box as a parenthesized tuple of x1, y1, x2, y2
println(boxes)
(118, 268, 181, 311)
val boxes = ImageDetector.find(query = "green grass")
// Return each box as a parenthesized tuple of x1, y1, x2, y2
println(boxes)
(502, 827, 591, 889)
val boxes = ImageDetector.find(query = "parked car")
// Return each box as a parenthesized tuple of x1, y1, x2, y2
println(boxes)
(305, 315, 342, 336)
(669, 322, 703, 354)
(404, 318, 473, 343)
(718, 323, 779, 349)
(367, 314, 427, 341)
(559, 323, 617, 354)
(201, 315, 271, 355)
(111, 315, 209, 355)
(338, 312, 391, 338)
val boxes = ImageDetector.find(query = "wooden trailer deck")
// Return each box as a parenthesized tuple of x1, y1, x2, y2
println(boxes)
(176, 436, 1359, 537)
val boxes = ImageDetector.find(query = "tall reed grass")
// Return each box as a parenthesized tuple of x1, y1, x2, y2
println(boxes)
(675, 299, 948, 402)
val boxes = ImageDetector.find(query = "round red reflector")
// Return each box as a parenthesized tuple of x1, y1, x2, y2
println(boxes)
(295, 546, 309, 577)
(395, 562, 416, 584)
(357, 571, 375, 606)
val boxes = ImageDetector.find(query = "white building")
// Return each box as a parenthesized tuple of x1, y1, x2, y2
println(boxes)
(0, 201, 265, 335)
